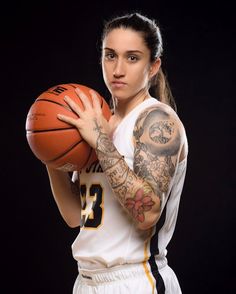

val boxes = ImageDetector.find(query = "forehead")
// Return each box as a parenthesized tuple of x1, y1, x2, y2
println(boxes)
(103, 28, 147, 52)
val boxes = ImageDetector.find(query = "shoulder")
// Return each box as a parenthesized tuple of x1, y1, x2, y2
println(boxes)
(135, 101, 185, 137)
(133, 101, 187, 156)
(136, 100, 181, 123)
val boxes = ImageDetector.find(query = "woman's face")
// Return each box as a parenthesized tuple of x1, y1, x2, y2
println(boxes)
(102, 28, 153, 102)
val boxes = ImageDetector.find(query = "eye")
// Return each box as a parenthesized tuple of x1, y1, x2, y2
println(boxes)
(104, 52, 115, 60)
(128, 55, 139, 62)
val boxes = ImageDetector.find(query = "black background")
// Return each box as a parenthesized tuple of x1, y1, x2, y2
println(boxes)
(2, 0, 235, 293)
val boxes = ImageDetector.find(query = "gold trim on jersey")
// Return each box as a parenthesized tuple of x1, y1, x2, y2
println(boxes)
(142, 230, 155, 294)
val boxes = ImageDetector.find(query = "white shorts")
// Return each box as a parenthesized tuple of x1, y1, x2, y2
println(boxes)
(73, 261, 182, 294)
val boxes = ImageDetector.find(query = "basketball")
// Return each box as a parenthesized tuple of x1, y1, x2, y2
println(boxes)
(25, 83, 112, 172)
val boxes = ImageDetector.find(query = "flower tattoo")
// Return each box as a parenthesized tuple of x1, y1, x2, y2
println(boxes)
(125, 188, 154, 222)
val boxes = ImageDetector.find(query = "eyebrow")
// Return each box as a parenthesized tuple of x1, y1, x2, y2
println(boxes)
(104, 47, 144, 54)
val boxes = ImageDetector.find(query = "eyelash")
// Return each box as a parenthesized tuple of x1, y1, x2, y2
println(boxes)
(104, 53, 139, 62)
(104, 53, 115, 60)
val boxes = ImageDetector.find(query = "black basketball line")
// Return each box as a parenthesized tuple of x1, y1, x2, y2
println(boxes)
(67, 84, 105, 109)
(27, 98, 80, 132)
(27, 126, 75, 133)
(37, 88, 105, 115)
(68, 84, 78, 89)
(46, 138, 86, 163)
(35, 98, 72, 112)
(81, 145, 95, 170)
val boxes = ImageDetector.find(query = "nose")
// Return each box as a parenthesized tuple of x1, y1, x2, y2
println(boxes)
(113, 58, 125, 78)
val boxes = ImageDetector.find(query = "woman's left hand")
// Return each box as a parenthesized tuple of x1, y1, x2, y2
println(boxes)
(57, 87, 110, 149)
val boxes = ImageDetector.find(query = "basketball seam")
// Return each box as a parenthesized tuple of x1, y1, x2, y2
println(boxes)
(81, 146, 94, 170)
(35, 98, 72, 112)
(68, 83, 79, 89)
(27, 127, 75, 133)
(45, 139, 85, 162)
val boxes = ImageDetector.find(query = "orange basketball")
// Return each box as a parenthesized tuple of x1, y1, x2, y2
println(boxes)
(25, 83, 112, 172)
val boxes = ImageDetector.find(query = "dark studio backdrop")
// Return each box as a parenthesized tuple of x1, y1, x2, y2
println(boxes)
(1, 1, 235, 293)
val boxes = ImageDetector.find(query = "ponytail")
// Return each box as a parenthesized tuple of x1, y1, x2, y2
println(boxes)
(153, 67, 177, 112)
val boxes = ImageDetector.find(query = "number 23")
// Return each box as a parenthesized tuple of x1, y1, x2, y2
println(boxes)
(80, 184, 104, 228)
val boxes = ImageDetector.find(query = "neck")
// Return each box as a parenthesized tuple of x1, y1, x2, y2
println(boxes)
(113, 89, 150, 119)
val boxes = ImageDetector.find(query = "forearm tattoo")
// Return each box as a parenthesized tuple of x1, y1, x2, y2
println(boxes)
(94, 107, 181, 224)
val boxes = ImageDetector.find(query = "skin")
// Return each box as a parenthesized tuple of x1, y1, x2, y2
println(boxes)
(57, 28, 185, 230)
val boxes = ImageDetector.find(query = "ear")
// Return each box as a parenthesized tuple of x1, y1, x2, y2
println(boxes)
(149, 58, 161, 79)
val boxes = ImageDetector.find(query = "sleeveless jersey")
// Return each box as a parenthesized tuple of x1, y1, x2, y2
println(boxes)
(72, 98, 188, 270)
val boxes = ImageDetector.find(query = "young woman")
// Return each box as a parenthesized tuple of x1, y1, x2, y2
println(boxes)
(47, 12, 188, 294)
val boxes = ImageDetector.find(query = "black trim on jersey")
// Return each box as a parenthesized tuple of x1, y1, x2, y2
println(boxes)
(148, 205, 167, 293)
(148, 189, 173, 293)
(148, 255, 165, 293)
(150, 202, 167, 256)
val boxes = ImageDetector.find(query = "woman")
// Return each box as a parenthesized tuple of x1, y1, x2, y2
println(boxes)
(47, 12, 188, 294)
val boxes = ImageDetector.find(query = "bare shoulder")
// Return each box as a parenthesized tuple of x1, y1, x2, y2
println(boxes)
(137, 101, 185, 128)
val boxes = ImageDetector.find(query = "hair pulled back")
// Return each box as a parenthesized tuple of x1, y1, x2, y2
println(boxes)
(101, 12, 177, 111)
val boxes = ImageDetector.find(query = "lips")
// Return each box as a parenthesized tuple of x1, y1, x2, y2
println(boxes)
(111, 81, 126, 88)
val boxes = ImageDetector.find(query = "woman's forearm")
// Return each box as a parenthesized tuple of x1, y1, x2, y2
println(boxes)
(46, 166, 81, 227)
(95, 130, 160, 230)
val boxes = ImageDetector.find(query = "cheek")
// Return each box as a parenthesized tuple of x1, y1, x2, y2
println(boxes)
(131, 66, 150, 86)
(102, 62, 112, 80)
(102, 63, 109, 81)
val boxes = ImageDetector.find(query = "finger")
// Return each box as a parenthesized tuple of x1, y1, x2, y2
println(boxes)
(75, 87, 92, 110)
(57, 113, 81, 128)
(90, 90, 102, 114)
(64, 95, 83, 117)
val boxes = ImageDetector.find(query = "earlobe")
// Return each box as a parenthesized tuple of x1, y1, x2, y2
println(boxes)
(149, 58, 161, 78)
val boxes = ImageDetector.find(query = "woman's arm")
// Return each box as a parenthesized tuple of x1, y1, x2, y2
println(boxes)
(57, 89, 184, 230)
(46, 166, 81, 228)
(95, 106, 183, 230)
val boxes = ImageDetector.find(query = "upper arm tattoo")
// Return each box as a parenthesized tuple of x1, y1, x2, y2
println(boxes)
(133, 107, 181, 197)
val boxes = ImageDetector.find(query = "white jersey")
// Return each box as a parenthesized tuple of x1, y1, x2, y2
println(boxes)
(72, 98, 187, 271)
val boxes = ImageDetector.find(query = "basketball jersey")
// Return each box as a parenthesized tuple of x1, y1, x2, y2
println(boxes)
(72, 98, 188, 270)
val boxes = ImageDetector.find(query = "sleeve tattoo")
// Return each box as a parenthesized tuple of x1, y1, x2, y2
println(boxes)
(95, 107, 181, 225)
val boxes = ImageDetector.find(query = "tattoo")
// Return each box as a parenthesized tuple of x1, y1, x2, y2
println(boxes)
(134, 107, 180, 196)
(125, 186, 155, 223)
(95, 106, 181, 225)
(95, 120, 117, 154)
(134, 153, 175, 193)
(96, 129, 131, 197)
(96, 123, 156, 222)
(149, 121, 174, 144)
(93, 119, 103, 133)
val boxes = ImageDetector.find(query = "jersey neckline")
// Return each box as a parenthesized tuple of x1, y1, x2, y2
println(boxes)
(112, 97, 159, 139)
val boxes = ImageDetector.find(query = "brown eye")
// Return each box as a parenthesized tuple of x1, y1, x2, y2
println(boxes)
(128, 55, 138, 62)
(105, 52, 115, 60)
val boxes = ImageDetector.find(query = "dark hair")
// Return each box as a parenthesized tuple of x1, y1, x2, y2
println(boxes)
(101, 12, 177, 112)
